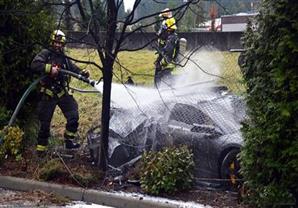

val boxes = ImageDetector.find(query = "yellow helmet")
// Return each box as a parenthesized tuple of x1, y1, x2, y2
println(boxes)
(50, 30, 66, 44)
(165, 17, 177, 30)
(159, 8, 172, 18)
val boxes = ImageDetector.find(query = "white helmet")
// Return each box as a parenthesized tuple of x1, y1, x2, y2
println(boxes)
(50, 30, 66, 44)
(159, 8, 172, 18)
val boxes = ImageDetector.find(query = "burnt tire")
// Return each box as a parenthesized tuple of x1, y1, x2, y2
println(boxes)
(220, 149, 241, 190)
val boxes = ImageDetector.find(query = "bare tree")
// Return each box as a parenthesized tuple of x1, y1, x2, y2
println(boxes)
(49, 0, 200, 171)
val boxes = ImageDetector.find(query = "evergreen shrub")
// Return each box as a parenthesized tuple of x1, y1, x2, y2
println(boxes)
(240, 0, 298, 206)
(140, 145, 194, 195)
(0, 0, 54, 143)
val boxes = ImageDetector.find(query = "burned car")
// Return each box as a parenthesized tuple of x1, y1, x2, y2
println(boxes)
(88, 87, 246, 188)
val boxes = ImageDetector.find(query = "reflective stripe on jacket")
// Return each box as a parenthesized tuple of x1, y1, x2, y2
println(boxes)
(31, 48, 81, 97)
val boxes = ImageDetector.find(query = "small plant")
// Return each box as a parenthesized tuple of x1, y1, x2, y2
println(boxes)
(39, 159, 67, 181)
(39, 159, 103, 186)
(72, 172, 102, 187)
(140, 145, 194, 195)
(0, 126, 24, 163)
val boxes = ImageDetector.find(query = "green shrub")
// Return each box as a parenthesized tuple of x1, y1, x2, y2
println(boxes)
(39, 159, 103, 187)
(240, 0, 298, 207)
(0, 1, 54, 129)
(0, 126, 24, 163)
(20, 113, 39, 147)
(39, 159, 67, 181)
(0, 106, 10, 127)
(140, 145, 194, 195)
(72, 173, 102, 187)
(0, 1, 55, 156)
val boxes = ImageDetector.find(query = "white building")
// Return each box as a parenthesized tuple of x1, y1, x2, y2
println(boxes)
(221, 13, 257, 32)
(196, 18, 221, 32)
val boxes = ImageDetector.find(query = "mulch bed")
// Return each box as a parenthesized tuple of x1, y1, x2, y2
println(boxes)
(0, 148, 250, 208)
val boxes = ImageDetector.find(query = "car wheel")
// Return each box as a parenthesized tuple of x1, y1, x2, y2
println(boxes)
(220, 149, 241, 190)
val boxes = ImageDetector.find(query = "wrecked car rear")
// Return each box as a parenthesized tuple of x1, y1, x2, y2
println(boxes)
(88, 87, 246, 187)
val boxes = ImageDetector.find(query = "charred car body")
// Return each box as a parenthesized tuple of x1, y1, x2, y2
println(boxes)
(88, 87, 246, 188)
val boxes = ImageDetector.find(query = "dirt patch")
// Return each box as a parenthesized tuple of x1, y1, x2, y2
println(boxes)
(0, 147, 250, 208)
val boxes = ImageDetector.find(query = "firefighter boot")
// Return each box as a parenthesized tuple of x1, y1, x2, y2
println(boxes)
(64, 131, 80, 149)
(64, 139, 80, 149)
(36, 145, 48, 158)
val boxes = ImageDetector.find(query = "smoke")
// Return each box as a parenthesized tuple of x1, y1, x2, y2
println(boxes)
(95, 48, 223, 109)
(173, 47, 223, 87)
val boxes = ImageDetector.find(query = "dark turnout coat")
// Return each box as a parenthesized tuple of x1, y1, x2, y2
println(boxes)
(31, 48, 81, 95)
(31, 47, 83, 147)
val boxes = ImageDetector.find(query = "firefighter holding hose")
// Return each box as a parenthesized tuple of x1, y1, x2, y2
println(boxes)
(31, 30, 89, 157)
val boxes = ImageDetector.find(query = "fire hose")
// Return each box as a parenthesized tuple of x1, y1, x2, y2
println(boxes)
(60, 69, 96, 87)
(1, 76, 47, 144)
(7, 69, 98, 127)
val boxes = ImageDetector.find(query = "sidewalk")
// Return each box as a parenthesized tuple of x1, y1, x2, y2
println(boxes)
(0, 176, 211, 208)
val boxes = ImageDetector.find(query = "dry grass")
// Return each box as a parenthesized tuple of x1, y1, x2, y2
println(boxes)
(66, 48, 156, 86)
(217, 51, 246, 94)
(114, 50, 156, 85)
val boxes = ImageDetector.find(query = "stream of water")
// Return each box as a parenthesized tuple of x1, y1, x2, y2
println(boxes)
(95, 49, 224, 109)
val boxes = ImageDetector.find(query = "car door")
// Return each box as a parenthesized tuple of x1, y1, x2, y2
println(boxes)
(166, 103, 222, 178)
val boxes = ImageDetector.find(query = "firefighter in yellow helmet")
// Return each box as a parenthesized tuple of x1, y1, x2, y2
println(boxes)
(155, 8, 179, 86)
(31, 30, 89, 157)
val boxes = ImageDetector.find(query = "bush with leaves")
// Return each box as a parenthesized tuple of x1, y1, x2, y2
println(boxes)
(0, 106, 10, 127)
(240, 0, 298, 207)
(0, 1, 55, 148)
(0, 1, 54, 128)
(0, 126, 24, 163)
(39, 159, 67, 181)
(39, 158, 103, 187)
(140, 145, 194, 195)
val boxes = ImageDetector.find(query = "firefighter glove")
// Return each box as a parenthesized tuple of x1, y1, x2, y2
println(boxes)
(50, 64, 60, 78)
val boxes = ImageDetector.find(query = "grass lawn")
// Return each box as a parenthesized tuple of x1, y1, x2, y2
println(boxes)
(52, 48, 245, 138)
(217, 51, 246, 94)
(66, 48, 156, 86)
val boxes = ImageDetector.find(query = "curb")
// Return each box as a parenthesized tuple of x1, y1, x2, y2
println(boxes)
(0, 176, 209, 208)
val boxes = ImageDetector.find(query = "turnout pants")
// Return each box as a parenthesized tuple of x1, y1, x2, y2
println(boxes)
(37, 93, 79, 146)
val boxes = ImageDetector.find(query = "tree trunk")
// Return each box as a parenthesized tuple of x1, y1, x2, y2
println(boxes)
(97, 0, 117, 172)
(98, 64, 113, 171)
